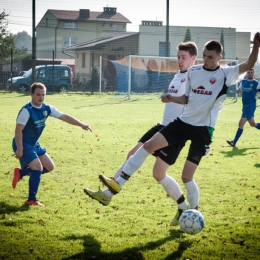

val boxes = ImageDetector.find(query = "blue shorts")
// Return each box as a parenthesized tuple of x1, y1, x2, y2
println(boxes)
(12, 138, 47, 169)
(242, 103, 256, 120)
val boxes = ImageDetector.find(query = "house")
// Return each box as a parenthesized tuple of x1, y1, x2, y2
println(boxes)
(63, 32, 139, 88)
(36, 7, 131, 60)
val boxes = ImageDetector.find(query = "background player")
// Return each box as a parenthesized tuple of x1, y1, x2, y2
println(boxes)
(227, 68, 260, 147)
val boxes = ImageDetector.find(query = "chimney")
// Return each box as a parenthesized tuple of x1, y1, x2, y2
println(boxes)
(79, 9, 90, 19)
(103, 7, 117, 14)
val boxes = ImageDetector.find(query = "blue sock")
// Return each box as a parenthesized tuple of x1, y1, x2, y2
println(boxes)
(233, 128, 243, 145)
(256, 123, 260, 129)
(42, 167, 49, 174)
(28, 170, 41, 201)
(20, 167, 31, 178)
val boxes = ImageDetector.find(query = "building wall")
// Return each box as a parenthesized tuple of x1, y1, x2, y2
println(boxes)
(138, 25, 249, 61)
(236, 32, 251, 63)
(36, 11, 127, 59)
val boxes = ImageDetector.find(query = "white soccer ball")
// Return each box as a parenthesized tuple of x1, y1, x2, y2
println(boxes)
(179, 209, 205, 235)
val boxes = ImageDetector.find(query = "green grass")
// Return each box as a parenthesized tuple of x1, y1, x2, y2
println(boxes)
(0, 92, 260, 260)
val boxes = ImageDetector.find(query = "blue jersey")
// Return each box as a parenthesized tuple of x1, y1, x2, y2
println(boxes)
(16, 102, 52, 145)
(240, 79, 260, 105)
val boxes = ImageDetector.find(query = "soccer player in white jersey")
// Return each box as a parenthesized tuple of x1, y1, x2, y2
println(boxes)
(84, 42, 199, 224)
(226, 68, 260, 147)
(12, 82, 92, 206)
(97, 32, 260, 224)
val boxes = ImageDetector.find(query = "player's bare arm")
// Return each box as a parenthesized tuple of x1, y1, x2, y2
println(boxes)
(239, 32, 260, 75)
(161, 93, 188, 104)
(13, 123, 25, 159)
(58, 114, 92, 132)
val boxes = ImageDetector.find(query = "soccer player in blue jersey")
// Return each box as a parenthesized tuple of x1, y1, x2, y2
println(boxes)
(12, 82, 92, 206)
(226, 68, 260, 147)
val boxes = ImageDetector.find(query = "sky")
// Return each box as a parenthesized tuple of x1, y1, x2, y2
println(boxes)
(2, 0, 259, 38)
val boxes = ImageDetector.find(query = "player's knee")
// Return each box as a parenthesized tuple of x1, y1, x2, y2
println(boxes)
(143, 141, 155, 153)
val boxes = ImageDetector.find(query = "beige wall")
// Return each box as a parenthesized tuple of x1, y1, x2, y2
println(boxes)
(139, 25, 249, 61)
(236, 32, 251, 63)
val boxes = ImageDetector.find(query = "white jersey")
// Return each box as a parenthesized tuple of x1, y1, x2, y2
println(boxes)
(180, 64, 241, 127)
(160, 70, 187, 126)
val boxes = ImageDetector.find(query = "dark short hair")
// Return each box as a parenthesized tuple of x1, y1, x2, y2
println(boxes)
(30, 82, 46, 94)
(204, 40, 223, 55)
(177, 41, 198, 56)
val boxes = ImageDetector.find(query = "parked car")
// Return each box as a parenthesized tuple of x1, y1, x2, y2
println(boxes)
(18, 71, 27, 76)
(6, 65, 72, 92)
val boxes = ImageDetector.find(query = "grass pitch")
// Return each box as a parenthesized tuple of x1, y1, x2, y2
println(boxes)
(0, 92, 259, 260)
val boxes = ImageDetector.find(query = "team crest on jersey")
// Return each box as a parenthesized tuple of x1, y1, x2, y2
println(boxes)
(192, 86, 212, 95)
(210, 77, 217, 84)
(169, 86, 178, 93)
(181, 78, 186, 83)
(43, 111, 48, 117)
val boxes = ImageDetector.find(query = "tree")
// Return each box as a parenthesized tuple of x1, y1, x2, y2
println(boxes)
(220, 29, 225, 59)
(0, 11, 17, 63)
(183, 28, 192, 42)
(15, 31, 32, 53)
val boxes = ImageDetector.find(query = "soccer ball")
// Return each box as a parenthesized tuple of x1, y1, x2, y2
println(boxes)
(179, 209, 204, 235)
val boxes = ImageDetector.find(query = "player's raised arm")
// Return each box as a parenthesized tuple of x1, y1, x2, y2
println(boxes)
(239, 32, 260, 75)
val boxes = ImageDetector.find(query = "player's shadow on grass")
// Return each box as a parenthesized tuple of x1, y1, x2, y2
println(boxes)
(0, 202, 30, 215)
(61, 229, 192, 260)
(254, 163, 260, 168)
(219, 147, 259, 158)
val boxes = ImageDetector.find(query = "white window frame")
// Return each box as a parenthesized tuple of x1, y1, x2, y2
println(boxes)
(64, 21, 77, 29)
(64, 37, 77, 48)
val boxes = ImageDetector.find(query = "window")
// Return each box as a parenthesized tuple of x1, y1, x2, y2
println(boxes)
(112, 25, 118, 31)
(37, 69, 45, 78)
(159, 42, 170, 57)
(64, 22, 77, 29)
(82, 53, 86, 68)
(64, 37, 77, 47)
(48, 69, 58, 78)
(60, 69, 69, 78)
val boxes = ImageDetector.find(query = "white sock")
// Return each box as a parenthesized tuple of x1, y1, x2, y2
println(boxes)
(184, 179, 199, 209)
(103, 188, 114, 198)
(113, 160, 127, 180)
(159, 175, 189, 209)
(116, 147, 150, 188)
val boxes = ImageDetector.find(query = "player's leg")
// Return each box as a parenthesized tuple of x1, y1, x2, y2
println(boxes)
(25, 156, 44, 206)
(153, 157, 189, 226)
(12, 140, 32, 188)
(96, 124, 165, 195)
(107, 132, 168, 192)
(227, 117, 247, 146)
(248, 116, 260, 129)
(182, 130, 210, 210)
(38, 153, 55, 174)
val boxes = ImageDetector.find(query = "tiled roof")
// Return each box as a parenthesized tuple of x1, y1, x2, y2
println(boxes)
(63, 33, 139, 51)
(48, 9, 131, 23)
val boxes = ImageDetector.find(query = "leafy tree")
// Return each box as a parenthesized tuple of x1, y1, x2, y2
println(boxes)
(0, 11, 17, 63)
(183, 28, 192, 42)
(15, 31, 32, 53)
(220, 29, 225, 59)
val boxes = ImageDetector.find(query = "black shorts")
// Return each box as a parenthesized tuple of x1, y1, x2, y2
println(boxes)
(159, 118, 211, 165)
(139, 123, 186, 165)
